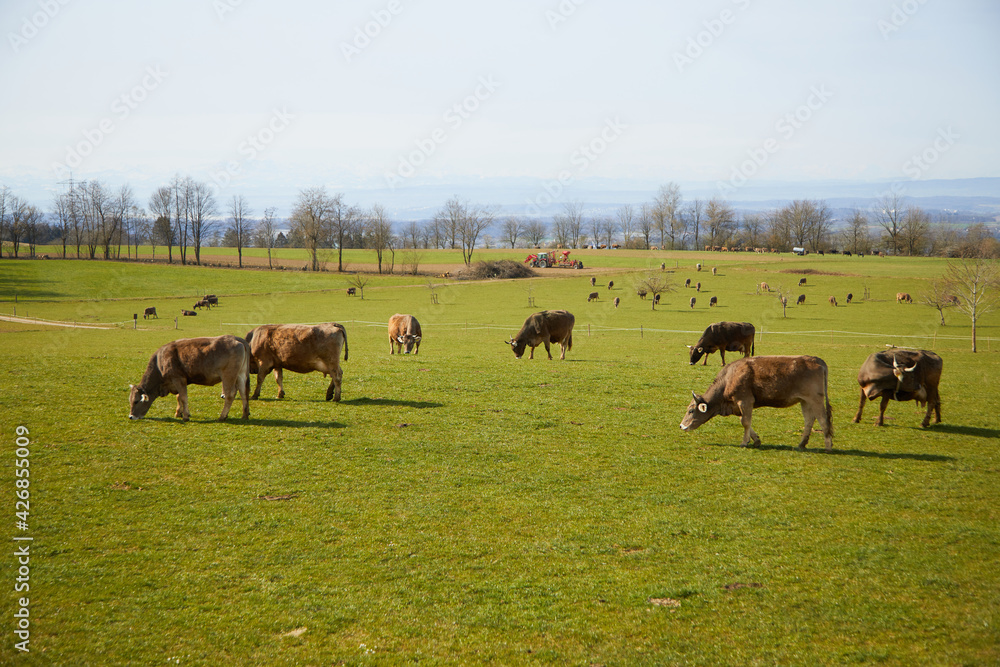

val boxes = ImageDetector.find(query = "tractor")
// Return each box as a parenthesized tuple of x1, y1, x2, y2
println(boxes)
(524, 250, 583, 269)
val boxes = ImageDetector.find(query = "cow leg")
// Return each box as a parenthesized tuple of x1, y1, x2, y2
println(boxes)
(720, 350, 726, 366)
(274, 368, 285, 399)
(251, 362, 271, 400)
(528, 345, 535, 360)
(326, 365, 342, 402)
(737, 400, 760, 447)
(852, 388, 866, 423)
(176, 386, 190, 422)
(218, 380, 235, 421)
(876, 395, 890, 426)
(798, 403, 816, 450)
(558, 341, 566, 360)
(544, 342, 553, 360)
(922, 393, 940, 428)
(238, 372, 250, 419)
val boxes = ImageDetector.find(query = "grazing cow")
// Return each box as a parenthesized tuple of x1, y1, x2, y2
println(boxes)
(896, 292, 912, 304)
(204, 294, 219, 306)
(710, 296, 718, 307)
(653, 293, 661, 305)
(588, 291, 600, 302)
(637, 288, 648, 300)
(680, 355, 833, 451)
(689, 297, 696, 309)
(796, 294, 806, 305)
(608, 280, 614, 290)
(506, 310, 575, 360)
(194, 299, 211, 310)
(143, 307, 158, 320)
(760, 282, 769, 293)
(696, 282, 701, 292)
(712, 267, 717, 276)
(696, 263, 702, 271)
(181, 309, 197, 316)
(684, 278, 691, 288)
(829, 296, 837, 306)
(245, 323, 349, 402)
(853, 349, 942, 428)
(346, 287, 356, 296)
(388, 313, 422, 355)
(798, 278, 807, 286)
(844, 251, 852, 257)
(128, 335, 250, 422)
(613, 297, 620, 308)
(687, 321, 755, 366)
(846, 293, 853, 304)
(590, 276, 596, 287)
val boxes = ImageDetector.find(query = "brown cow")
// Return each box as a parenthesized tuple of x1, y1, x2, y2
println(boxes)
(798, 278, 807, 286)
(696, 263, 702, 271)
(346, 287, 356, 296)
(680, 355, 833, 451)
(613, 297, 620, 308)
(711, 267, 717, 276)
(590, 276, 596, 287)
(709, 296, 718, 307)
(689, 297, 696, 308)
(853, 349, 942, 428)
(896, 292, 912, 303)
(143, 307, 158, 319)
(796, 294, 806, 305)
(507, 310, 574, 360)
(688, 321, 755, 366)
(245, 323, 349, 401)
(588, 291, 600, 302)
(203, 294, 219, 306)
(760, 282, 769, 292)
(388, 313, 422, 355)
(608, 280, 614, 290)
(637, 288, 648, 300)
(684, 278, 691, 288)
(194, 299, 211, 310)
(829, 296, 837, 306)
(181, 309, 197, 316)
(128, 335, 250, 422)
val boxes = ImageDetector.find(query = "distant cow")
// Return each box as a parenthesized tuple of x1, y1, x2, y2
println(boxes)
(245, 323, 349, 402)
(711, 267, 717, 276)
(796, 294, 806, 305)
(613, 297, 620, 308)
(689, 297, 696, 308)
(680, 355, 833, 451)
(143, 307, 158, 320)
(798, 278, 807, 286)
(696, 282, 701, 292)
(684, 278, 691, 288)
(507, 310, 575, 360)
(696, 263, 702, 271)
(896, 292, 912, 303)
(760, 282, 769, 292)
(388, 313, 422, 355)
(194, 299, 211, 310)
(346, 287, 356, 296)
(637, 288, 648, 300)
(829, 296, 837, 306)
(590, 276, 596, 287)
(608, 280, 614, 290)
(181, 309, 197, 316)
(846, 293, 853, 303)
(844, 251, 852, 257)
(709, 296, 718, 307)
(653, 294, 661, 305)
(203, 294, 219, 306)
(128, 334, 250, 422)
(853, 349, 942, 428)
(688, 321, 755, 366)
(588, 291, 600, 302)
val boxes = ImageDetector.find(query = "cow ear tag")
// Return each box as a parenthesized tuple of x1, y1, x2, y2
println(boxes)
(698, 403, 708, 413)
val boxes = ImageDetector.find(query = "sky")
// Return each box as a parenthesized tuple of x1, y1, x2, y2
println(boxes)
(1, 0, 998, 217)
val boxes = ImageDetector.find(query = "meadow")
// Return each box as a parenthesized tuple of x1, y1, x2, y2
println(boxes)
(1, 251, 998, 665)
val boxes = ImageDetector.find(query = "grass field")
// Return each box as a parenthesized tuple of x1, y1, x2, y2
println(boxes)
(1, 253, 999, 665)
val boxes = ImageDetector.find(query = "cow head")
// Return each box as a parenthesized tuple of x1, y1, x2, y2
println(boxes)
(687, 345, 705, 365)
(680, 391, 715, 431)
(506, 336, 528, 359)
(397, 334, 421, 354)
(892, 355, 918, 395)
(128, 384, 155, 420)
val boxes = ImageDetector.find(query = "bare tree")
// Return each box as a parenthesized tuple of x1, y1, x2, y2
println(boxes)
(347, 274, 370, 299)
(942, 256, 999, 352)
(777, 200, 830, 252)
(839, 209, 872, 255)
(634, 273, 676, 310)
(616, 204, 635, 248)
(458, 203, 494, 265)
(402, 219, 423, 249)
(524, 219, 547, 248)
(52, 190, 73, 259)
(290, 187, 333, 271)
(171, 175, 191, 264)
(636, 203, 653, 249)
(149, 186, 174, 263)
(255, 207, 279, 269)
(0, 185, 8, 258)
(329, 194, 360, 272)
(152, 215, 174, 260)
(188, 180, 216, 265)
(741, 213, 764, 250)
(365, 203, 394, 274)
(687, 199, 704, 250)
(653, 183, 683, 249)
(920, 281, 959, 325)
(873, 192, 905, 254)
(703, 198, 737, 248)
(500, 216, 523, 249)
(227, 195, 253, 268)
(900, 206, 931, 256)
(562, 201, 585, 248)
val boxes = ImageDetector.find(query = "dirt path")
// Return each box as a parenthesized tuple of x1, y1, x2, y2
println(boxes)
(0, 315, 117, 329)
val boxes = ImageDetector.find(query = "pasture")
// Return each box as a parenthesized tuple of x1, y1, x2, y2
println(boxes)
(1, 253, 999, 665)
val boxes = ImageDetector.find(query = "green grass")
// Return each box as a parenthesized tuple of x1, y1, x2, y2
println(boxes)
(1, 254, 999, 665)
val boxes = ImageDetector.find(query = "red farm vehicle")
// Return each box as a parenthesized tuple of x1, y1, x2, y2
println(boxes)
(524, 250, 583, 269)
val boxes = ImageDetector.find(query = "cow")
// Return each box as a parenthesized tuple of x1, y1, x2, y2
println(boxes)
(194, 299, 211, 310)
(388, 313, 422, 355)
(613, 297, 620, 308)
(346, 287, 356, 296)
(637, 288, 648, 300)
(688, 321, 755, 366)
(245, 323, 349, 402)
(684, 278, 691, 288)
(680, 355, 834, 452)
(712, 267, 717, 276)
(608, 280, 614, 290)
(696, 263, 702, 271)
(588, 291, 600, 302)
(590, 276, 596, 287)
(143, 307, 158, 320)
(181, 309, 197, 316)
(798, 278, 807, 286)
(829, 296, 837, 306)
(896, 292, 912, 304)
(128, 335, 250, 422)
(760, 282, 769, 293)
(853, 349, 942, 428)
(846, 293, 853, 303)
(710, 296, 718, 307)
(506, 310, 574, 360)
(696, 282, 701, 292)
(796, 294, 806, 305)
(844, 251, 852, 257)
(689, 297, 696, 308)
(204, 294, 219, 306)
(653, 293, 661, 305)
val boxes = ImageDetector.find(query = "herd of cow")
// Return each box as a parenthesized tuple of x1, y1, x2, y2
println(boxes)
(128, 293, 943, 455)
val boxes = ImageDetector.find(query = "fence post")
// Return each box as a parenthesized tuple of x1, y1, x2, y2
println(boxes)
(640, 325, 643, 339)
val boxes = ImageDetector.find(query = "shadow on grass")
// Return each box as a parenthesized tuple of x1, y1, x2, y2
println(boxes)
(706, 442, 956, 462)
(929, 424, 1000, 439)
(341, 397, 444, 409)
(135, 416, 346, 428)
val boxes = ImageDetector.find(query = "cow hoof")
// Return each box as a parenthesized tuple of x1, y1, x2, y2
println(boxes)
(277, 391, 285, 399)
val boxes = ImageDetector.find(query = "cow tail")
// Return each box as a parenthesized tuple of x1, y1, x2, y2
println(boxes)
(823, 364, 834, 438)
(341, 325, 349, 361)
(239, 341, 251, 398)
(567, 331, 572, 352)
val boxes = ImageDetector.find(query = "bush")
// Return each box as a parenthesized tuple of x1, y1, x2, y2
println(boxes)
(456, 260, 538, 281)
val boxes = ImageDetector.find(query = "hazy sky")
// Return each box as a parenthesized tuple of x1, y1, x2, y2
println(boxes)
(1, 0, 998, 210)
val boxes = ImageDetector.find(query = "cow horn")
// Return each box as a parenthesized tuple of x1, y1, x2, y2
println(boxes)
(686, 345, 692, 349)
(904, 362, 917, 372)
(397, 335, 405, 342)
(691, 391, 698, 401)
(892, 355, 899, 369)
